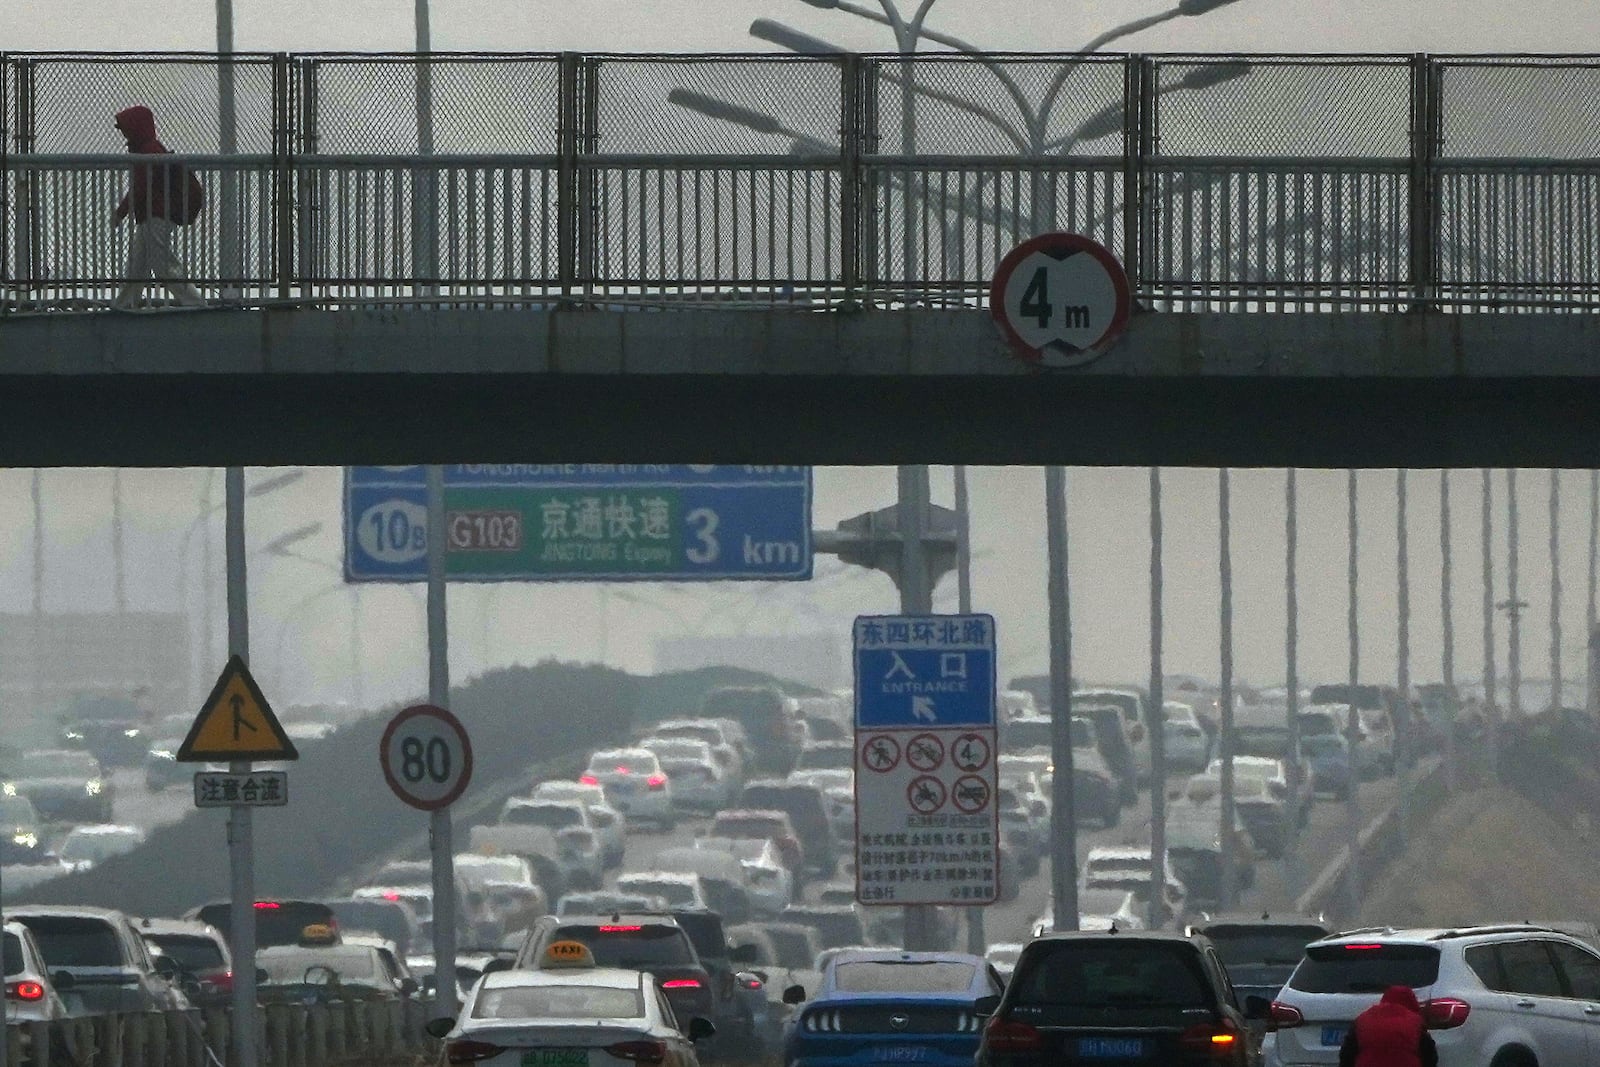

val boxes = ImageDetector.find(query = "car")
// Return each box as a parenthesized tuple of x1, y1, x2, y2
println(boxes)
(998, 690, 1040, 721)
(143, 736, 190, 791)
(615, 872, 710, 913)
(737, 780, 836, 878)
(651, 719, 747, 785)
(9, 905, 190, 1014)
(4, 921, 68, 1022)
(59, 705, 147, 769)
(508, 794, 625, 870)
(556, 891, 669, 917)
(793, 742, 853, 774)
(1355, 707, 1397, 775)
(652, 848, 755, 924)
(780, 907, 867, 953)
(1185, 769, 1291, 859)
(783, 950, 1002, 1067)
(1162, 701, 1203, 730)
(1187, 914, 1331, 1008)
(467, 825, 569, 902)
(1002, 717, 1123, 821)
(427, 949, 713, 1066)
(976, 931, 1252, 1066)
(3, 750, 113, 823)
(662, 908, 765, 1056)
(138, 917, 234, 1008)
(189, 899, 340, 949)
(454, 854, 554, 931)
(530, 781, 627, 860)
(1296, 705, 1347, 743)
(701, 686, 804, 777)
(339, 933, 419, 998)
(501, 799, 606, 886)
(515, 913, 718, 1030)
(582, 748, 675, 830)
(696, 835, 795, 917)
(639, 738, 731, 811)
(820, 786, 854, 853)
(711, 810, 806, 882)
(0, 795, 46, 866)
(1163, 808, 1257, 909)
(750, 923, 824, 1008)
(257, 936, 414, 1004)
(1030, 889, 1146, 938)
(1074, 705, 1142, 806)
(1261, 924, 1600, 1067)
(1076, 686, 1154, 783)
(986, 942, 1025, 981)
(1298, 733, 1354, 800)
(57, 823, 146, 872)
(322, 896, 426, 957)
(1078, 848, 1189, 928)
(1163, 718, 1212, 775)
(352, 886, 436, 936)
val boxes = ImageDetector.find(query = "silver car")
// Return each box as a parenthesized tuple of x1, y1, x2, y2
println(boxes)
(4, 922, 67, 1023)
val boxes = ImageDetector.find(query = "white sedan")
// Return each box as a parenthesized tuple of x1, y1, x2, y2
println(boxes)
(581, 749, 674, 830)
(429, 958, 714, 1067)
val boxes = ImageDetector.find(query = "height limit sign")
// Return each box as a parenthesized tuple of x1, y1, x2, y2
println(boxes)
(854, 614, 999, 906)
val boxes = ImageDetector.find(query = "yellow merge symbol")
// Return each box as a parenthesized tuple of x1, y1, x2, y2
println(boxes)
(177, 655, 299, 762)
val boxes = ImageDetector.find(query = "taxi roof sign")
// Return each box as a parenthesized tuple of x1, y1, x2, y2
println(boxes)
(177, 655, 299, 763)
(299, 924, 339, 946)
(541, 940, 595, 969)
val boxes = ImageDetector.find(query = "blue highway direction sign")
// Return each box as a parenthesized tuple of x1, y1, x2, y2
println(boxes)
(853, 614, 996, 730)
(345, 465, 812, 582)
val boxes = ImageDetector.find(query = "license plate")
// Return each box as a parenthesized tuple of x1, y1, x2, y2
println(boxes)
(1076, 1038, 1145, 1059)
(522, 1051, 588, 1067)
(1321, 1025, 1348, 1047)
(870, 1046, 930, 1062)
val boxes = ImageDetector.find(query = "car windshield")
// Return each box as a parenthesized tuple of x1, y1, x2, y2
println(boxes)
(1288, 944, 1441, 993)
(505, 805, 582, 831)
(1202, 926, 1328, 968)
(147, 934, 225, 973)
(473, 984, 643, 1020)
(4, 934, 24, 976)
(1013, 942, 1212, 1009)
(60, 831, 142, 864)
(16, 753, 97, 778)
(616, 877, 697, 907)
(833, 960, 976, 993)
(554, 925, 693, 968)
(17, 917, 122, 967)
(198, 902, 336, 947)
(589, 752, 660, 776)
(260, 948, 377, 984)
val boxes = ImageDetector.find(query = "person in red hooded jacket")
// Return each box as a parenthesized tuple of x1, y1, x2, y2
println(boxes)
(1338, 985, 1439, 1067)
(111, 105, 205, 309)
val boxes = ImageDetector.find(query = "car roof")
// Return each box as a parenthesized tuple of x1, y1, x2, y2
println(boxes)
(1030, 930, 1200, 945)
(1193, 913, 1329, 930)
(618, 871, 700, 885)
(827, 949, 983, 965)
(138, 917, 223, 939)
(1313, 924, 1580, 946)
(553, 913, 684, 928)
(9, 905, 124, 921)
(479, 967, 643, 991)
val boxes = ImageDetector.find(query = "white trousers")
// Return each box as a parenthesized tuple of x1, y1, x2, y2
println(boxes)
(115, 218, 205, 308)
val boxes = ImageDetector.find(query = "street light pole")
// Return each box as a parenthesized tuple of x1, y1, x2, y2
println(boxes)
(1218, 469, 1237, 909)
(112, 469, 127, 616)
(1482, 470, 1499, 779)
(1343, 470, 1363, 921)
(1045, 465, 1079, 932)
(1440, 470, 1456, 794)
(1147, 467, 1167, 929)
(1507, 469, 1522, 719)
(1550, 470, 1562, 709)
(1396, 470, 1410, 842)
(224, 466, 257, 1067)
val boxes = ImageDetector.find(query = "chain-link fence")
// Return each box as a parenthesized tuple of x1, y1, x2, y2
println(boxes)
(6, 51, 1600, 312)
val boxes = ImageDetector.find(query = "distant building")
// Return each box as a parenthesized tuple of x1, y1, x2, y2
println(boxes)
(0, 612, 187, 726)
(653, 632, 844, 692)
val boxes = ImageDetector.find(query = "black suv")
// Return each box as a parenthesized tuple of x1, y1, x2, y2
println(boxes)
(738, 780, 836, 877)
(1187, 914, 1330, 1008)
(514, 913, 716, 1033)
(975, 931, 1253, 1067)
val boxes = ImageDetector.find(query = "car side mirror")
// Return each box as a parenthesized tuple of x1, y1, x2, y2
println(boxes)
(400, 977, 419, 997)
(730, 943, 759, 964)
(974, 994, 1001, 1016)
(423, 1017, 455, 1040)
(687, 1017, 716, 1043)
(782, 984, 806, 1005)
(52, 971, 76, 991)
(1243, 995, 1272, 1022)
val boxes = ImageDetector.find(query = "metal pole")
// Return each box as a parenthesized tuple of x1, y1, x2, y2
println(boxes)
(953, 465, 985, 957)
(203, 472, 215, 675)
(1218, 469, 1237, 910)
(1045, 465, 1079, 932)
(1285, 469, 1302, 888)
(1395, 470, 1410, 842)
(225, 466, 257, 1067)
(1508, 469, 1522, 719)
(1343, 470, 1362, 921)
(895, 465, 936, 950)
(1483, 470, 1499, 779)
(1589, 470, 1598, 715)
(112, 469, 127, 615)
(1147, 467, 1167, 930)
(1441, 470, 1456, 794)
(414, 0, 437, 291)
(31, 469, 44, 718)
(217, 0, 239, 297)
(1550, 470, 1562, 709)
(426, 464, 458, 1017)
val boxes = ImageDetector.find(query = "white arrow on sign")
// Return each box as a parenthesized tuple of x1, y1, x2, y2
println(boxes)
(912, 696, 938, 722)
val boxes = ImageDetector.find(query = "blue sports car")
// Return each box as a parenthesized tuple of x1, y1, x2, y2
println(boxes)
(782, 949, 1004, 1067)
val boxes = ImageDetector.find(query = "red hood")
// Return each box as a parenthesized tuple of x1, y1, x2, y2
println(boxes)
(115, 106, 162, 151)
(1379, 985, 1422, 1014)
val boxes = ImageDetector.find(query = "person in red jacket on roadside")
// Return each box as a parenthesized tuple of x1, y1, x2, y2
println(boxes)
(1338, 985, 1439, 1067)
(111, 105, 206, 309)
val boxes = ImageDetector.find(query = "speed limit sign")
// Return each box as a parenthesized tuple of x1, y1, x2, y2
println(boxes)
(380, 704, 473, 811)
(990, 232, 1131, 368)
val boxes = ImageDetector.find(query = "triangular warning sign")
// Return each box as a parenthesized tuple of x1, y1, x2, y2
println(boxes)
(177, 655, 299, 762)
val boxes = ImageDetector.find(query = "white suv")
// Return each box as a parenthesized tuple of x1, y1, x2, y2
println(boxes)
(1262, 924, 1600, 1067)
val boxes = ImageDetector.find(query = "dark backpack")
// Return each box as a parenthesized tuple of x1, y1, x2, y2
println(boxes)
(165, 160, 205, 225)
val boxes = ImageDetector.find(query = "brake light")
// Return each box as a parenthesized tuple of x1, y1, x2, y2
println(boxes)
(382, 892, 401, 901)
(1422, 997, 1471, 1029)
(604, 1040, 666, 1064)
(1269, 1002, 1304, 1029)
(580, 775, 599, 785)
(445, 1040, 503, 1064)
(647, 774, 667, 791)
(1179, 1021, 1241, 1057)
(600, 925, 642, 932)
(7, 981, 44, 1002)
(740, 975, 764, 990)
(207, 971, 235, 996)
(661, 979, 702, 989)
(615, 766, 631, 775)
(1343, 944, 1383, 951)
(254, 902, 280, 910)
(982, 1016, 1041, 1052)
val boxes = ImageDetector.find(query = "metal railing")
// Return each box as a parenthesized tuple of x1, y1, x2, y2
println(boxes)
(5, 51, 1600, 313)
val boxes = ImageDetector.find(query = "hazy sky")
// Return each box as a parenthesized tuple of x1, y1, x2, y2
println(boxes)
(2, 466, 1592, 713)
(13, 0, 1600, 53)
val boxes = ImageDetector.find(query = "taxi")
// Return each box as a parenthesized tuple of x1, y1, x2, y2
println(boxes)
(257, 923, 412, 1004)
(427, 941, 715, 1067)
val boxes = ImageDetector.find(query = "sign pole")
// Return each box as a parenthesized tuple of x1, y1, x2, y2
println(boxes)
(896, 465, 934, 953)
(1045, 465, 1079, 932)
(426, 464, 458, 1018)
(225, 465, 258, 1067)
(954, 466, 985, 958)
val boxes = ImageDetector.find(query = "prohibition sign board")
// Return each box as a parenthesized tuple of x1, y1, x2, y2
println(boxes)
(907, 775, 947, 813)
(952, 774, 992, 813)
(990, 232, 1131, 368)
(950, 733, 992, 773)
(380, 704, 474, 811)
(906, 733, 946, 772)
(861, 735, 902, 773)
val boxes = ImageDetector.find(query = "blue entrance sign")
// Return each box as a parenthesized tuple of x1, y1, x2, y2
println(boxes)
(853, 615, 997, 729)
(345, 466, 812, 582)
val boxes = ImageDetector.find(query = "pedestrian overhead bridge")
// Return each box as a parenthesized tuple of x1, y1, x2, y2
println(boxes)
(3, 51, 1600, 466)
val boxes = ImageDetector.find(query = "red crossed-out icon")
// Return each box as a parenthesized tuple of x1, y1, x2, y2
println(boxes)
(860, 735, 902, 773)
(907, 775, 947, 813)
(951, 733, 991, 773)
(906, 733, 945, 772)
(951, 774, 992, 813)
